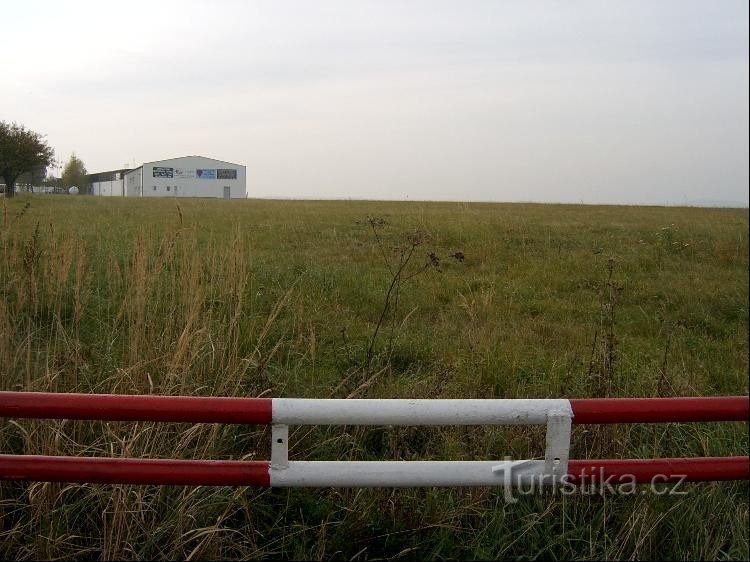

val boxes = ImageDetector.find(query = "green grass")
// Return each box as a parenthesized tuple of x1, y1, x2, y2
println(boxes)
(0, 195, 748, 560)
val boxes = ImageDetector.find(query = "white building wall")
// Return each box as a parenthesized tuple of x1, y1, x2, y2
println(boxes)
(124, 168, 142, 197)
(92, 179, 124, 196)
(141, 156, 246, 199)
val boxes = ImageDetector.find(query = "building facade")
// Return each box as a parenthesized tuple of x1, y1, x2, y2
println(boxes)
(90, 156, 247, 199)
(89, 169, 130, 196)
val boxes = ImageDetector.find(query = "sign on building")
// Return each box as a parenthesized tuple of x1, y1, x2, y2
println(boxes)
(153, 167, 174, 178)
(196, 169, 217, 179)
(217, 169, 237, 180)
(175, 168, 196, 179)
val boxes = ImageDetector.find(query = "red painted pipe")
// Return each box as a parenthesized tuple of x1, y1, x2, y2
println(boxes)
(0, 392, 272, 424)
(0, 455, 271, 486)
(0, 455, 746, 486)
(568, 456, 750, 483)
(0, 392, 747, 425)
(570, 396, 749, 424)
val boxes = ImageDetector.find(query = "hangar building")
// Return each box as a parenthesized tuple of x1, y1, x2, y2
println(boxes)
(89, 156, 247, 199)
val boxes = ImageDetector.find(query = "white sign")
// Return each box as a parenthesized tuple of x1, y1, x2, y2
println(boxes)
(174, 168, 195, 179)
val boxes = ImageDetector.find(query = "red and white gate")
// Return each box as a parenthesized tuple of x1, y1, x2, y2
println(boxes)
(0, 392, 747, 487)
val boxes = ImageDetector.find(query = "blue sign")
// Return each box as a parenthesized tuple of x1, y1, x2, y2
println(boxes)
(196, 169, 216, 179)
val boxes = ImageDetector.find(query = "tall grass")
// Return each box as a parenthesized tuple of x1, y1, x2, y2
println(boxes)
(1, 195, 748, 559)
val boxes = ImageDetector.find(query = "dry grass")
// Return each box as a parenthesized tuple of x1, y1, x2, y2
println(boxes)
(0, 195, 747, 560)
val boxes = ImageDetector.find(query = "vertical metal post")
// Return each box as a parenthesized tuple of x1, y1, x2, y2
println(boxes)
(544, 413, 572, 481)
(271, 424, 289, 470)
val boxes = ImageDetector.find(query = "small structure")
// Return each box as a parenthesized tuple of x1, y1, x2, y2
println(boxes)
(88, 156, 247, 199)
(88, 169, 130, 196)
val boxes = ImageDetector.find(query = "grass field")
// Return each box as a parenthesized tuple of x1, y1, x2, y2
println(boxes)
(0, 194, 748, 560)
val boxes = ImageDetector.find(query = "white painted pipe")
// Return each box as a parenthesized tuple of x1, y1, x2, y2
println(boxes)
(270, 460, 549, 487)
(272, 399, 572, 425)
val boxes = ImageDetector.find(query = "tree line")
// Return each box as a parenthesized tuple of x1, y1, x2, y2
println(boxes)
(0, 120, 88, 198)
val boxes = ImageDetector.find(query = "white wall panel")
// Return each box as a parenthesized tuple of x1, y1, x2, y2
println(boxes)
(142, 156, 246, 198)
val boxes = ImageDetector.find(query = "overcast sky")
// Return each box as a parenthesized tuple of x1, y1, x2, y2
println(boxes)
(3, 1, 748, 205)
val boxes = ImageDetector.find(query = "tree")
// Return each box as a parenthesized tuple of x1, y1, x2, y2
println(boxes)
(16, 164, 48, 193)
(61, 153, 88, 194)
(41, 175, 62, 192)
(0, 121, 55, 198)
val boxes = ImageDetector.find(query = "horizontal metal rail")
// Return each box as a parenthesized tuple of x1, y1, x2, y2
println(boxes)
(566, 456, 750, 483)
(0, 393, 747, 425)
(0, 392, 273, 424)
(568, 397, 749, 424)
(0, 392, 746, 487)
(0, 455, 271, 486)
(0, 455, 746, 487)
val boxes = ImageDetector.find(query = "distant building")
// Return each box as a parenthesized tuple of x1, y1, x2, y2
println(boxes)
(88, 156, 247, 199)
(88, 168, 131, 196)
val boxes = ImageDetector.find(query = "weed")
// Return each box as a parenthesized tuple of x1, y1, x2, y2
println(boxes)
(0, 196, 746, 560)
(587, 258, 623, 397)
(364, 217, 441, 370)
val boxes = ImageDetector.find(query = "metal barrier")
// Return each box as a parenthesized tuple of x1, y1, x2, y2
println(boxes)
(0, 392, 747, 487)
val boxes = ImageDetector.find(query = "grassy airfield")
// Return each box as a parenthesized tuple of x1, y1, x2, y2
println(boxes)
(0, 195, 747, 559)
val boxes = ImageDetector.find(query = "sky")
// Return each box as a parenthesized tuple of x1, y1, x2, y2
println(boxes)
(2, 0, 748, 205)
